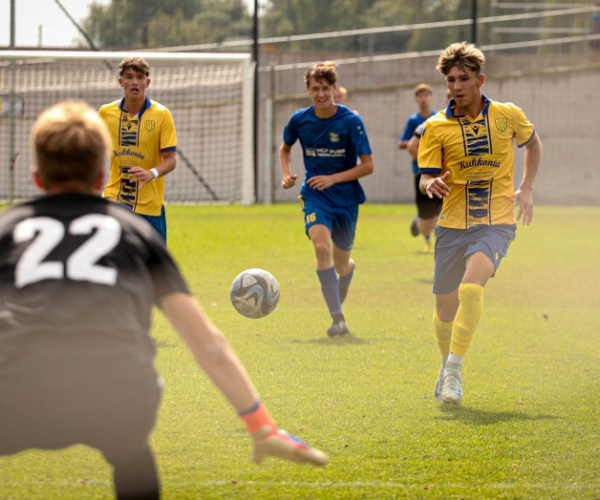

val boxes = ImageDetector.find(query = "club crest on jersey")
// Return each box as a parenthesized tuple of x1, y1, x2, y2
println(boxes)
(495, 118, 508, 132)
(145, 120, 156, 132)
(329, 132, 340, 143)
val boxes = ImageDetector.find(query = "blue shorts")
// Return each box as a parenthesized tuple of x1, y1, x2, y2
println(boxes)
(117, 203, 167, 242)
(299, 197, 358, 252)
(140, 206, 167, 242)
(433, 224, 517, 294)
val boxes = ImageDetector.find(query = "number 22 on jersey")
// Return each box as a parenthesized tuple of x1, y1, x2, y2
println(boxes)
(13, 214, 121, 288)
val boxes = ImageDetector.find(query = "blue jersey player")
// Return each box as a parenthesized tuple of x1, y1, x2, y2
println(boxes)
(279, 61, 374, 337)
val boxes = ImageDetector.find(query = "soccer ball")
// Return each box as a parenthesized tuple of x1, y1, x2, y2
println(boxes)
(230, 268, 280, 319)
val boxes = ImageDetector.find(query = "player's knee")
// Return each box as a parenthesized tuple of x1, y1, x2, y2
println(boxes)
(313, 240, 332, 261)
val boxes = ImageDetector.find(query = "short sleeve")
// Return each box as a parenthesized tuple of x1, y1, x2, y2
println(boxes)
(159, 108, 178, 152)
(510, 103, 536, 148)
(417, 122, 442, 174)
(283, 113, 299, 147)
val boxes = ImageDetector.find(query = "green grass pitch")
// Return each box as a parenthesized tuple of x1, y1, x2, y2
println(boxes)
(1, 203, 599, 499)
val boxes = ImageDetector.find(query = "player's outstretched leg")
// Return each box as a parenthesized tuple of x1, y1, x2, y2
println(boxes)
(109, 445, 160, 500)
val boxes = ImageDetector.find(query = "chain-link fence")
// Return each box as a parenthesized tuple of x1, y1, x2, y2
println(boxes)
(2, 2, 598, 204)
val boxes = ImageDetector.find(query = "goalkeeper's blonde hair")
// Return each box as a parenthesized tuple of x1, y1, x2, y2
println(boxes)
(31, 100, 110, 188)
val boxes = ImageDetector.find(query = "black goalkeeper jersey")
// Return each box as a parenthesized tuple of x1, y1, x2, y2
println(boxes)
(0, 193, 189, 378)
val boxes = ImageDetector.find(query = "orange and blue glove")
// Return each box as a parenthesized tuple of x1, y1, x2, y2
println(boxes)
(239, 401, 328, 466)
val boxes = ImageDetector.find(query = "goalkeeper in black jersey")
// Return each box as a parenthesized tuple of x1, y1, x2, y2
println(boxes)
(0, 101, 326, 500)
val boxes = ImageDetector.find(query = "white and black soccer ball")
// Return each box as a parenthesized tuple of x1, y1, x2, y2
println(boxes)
(230, 268, 280, 319)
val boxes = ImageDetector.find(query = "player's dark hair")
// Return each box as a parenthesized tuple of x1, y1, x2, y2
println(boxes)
(119, 56, 151, 77)
(31, 100, 110, 188)
(304, 61, 338, 87)
(436, 42, 485, 76)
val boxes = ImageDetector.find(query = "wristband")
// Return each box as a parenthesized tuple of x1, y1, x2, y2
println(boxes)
(239, 401, 277, 434)
(150, 168, 159, 179)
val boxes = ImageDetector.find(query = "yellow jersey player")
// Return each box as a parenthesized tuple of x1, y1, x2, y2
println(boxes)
(100, 56, 177, 241)
(418, 42, 543, 404)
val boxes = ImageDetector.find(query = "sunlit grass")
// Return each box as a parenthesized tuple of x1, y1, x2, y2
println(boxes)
(1, 204, 599, 499)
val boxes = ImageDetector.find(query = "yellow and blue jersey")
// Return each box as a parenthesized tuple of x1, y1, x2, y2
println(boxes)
(418, 96, 535, 229)
(100, 97, 177, 216)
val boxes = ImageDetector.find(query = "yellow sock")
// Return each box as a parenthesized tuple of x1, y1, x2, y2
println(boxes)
(433, 310, 453, 358)
(450, 283, 484, 357)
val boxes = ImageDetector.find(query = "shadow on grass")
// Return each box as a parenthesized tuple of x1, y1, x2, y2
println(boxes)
(416, 277, 434, 285)
(290, 334, 369, 346)
(436, 404, 558, 425)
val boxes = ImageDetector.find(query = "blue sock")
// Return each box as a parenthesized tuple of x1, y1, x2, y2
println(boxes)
(317, 267, 343, 319)
(338, 265, 355, 304)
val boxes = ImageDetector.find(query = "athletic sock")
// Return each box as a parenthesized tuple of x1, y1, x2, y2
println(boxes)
(433, 310, 453, 358)
(316, 267, 342, 318)
(447, 353, 464, 366)
(338, 264, 355, 304)
(449, 282, 484, 357)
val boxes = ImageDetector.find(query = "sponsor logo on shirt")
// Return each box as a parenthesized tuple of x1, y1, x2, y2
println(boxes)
(459, 157, 501, 170)
(306, 148, 346, 158)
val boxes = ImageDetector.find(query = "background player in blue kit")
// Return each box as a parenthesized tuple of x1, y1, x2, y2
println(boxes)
(398, 83, 440, 252)
(0, 101, 327, 500)
(279, 61, 374, 337)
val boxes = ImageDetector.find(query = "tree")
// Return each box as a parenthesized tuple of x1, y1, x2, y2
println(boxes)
(79, 0, 495, 53)
(80, 0, 252, 49)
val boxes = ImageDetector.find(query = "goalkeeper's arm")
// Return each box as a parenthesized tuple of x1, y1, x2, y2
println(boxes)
(160, 292, 328, 466)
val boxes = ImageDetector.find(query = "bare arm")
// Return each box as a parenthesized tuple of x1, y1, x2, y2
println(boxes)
(398, 140, 409, 149)
(131, 150, 177, 190)
(159, 291, 328, 466)
(279, 143, 298, 189)
(407, 136, 420, 160)
(513, 133, 543, 225)
(160, 292, 258, 412)
(306, 154, 374, 191)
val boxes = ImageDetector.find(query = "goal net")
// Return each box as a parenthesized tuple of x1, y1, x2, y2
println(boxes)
(0, 50, 254, 205)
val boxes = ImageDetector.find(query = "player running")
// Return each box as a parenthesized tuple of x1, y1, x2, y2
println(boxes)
(279, 61, 374, 338)
(419, 42, 542, 404)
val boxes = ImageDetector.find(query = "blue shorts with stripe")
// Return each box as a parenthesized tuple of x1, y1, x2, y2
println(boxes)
(299, 196, 358, 252)
(433, 224, 517, 294)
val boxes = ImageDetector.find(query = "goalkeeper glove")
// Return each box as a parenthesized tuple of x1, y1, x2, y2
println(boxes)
(239, 401, 328, 466)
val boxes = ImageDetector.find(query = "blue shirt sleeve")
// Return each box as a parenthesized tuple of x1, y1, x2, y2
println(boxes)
(349, 114, 372, 156)
(400, 115, 418, 142)
(283, 111, 299, 146)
